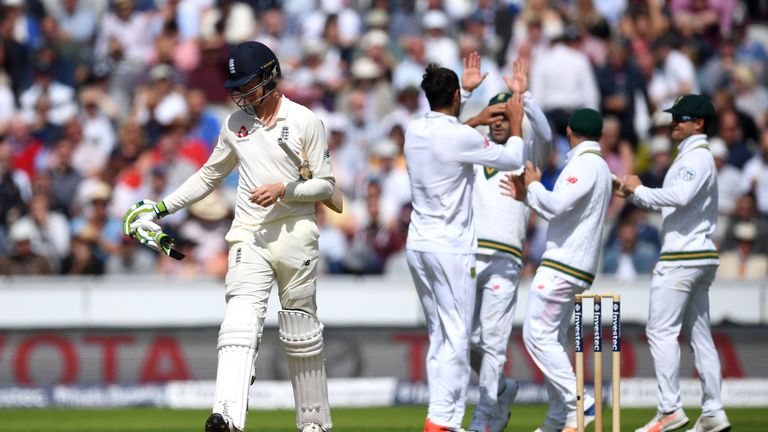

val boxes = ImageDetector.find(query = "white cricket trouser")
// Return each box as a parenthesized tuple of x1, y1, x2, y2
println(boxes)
(646, 265, 724, 416)
(522, 268, 586, 430)
(470, 255, 522, 415)
(407, 249, 476, 429)
(224, 216, 320, 315)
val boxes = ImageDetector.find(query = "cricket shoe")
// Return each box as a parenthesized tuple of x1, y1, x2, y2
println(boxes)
(205, 413, 236, 432)
(425, 418, 471, 431)
(561, 393, 596, 432)
(685, 413, 731, 432)
(489, 378, 518, 432)
(300, 423, 329, 432)
(531, 425, 560, 432)
(467, 410, 492, 432)
(634, 408, 690, 432)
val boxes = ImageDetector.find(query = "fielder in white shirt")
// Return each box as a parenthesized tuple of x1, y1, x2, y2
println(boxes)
(122, 42, 338, 432)
(618, 94, 730, 432)
(468, 59, 553, 432)
(405, 53, 528, 432)
(501, 108, 611, 432)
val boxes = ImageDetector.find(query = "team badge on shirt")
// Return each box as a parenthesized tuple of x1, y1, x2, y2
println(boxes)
(679, 167, 696, 181)
(567, 176, 578, 184)
(237, 125, 249, 138)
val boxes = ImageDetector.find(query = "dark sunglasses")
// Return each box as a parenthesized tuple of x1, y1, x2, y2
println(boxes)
(672, 114, 699, 123)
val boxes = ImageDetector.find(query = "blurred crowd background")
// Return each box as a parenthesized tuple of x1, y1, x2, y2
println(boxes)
(0, 0, 767, 280)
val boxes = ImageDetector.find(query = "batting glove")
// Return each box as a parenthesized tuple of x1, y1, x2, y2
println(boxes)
(122, 199, 169, 237)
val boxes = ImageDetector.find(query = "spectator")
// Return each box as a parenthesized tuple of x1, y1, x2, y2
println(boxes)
(370, 138, 410, 226)
(51, 0, 98, 45)
(710, 137, 742, 216)
(717, 108, 753, 169)
(717, 222, 768, 280)
(0, 219, 53, 275)
(741, 128, 768, 216)
(602, 219, 659, 280)
(19, 60, 77, 127)
(106, 235, 157, 274)
(0, 141, 31, 227)
(731, 64, 768, 129)
(721, 194, 768, 254)
(61, 223, 104, 275)
(69, 181, 122, 258)
(422, 10, 459, 66)
(639, 135, 672, 189)
(392, 35, 428, 91)
(177, 191, 230, 277)
(14, 193, 70, 267)
(46, 137, 82, 216)
(316, 202, 348, 274)
(530, 26, 600, 134)
(648, 33, 699, 110)
(596, 39, 649, 146)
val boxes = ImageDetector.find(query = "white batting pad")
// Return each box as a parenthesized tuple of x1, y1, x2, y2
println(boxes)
(278, 310, 332, 431)
(213, 297, 260, 431)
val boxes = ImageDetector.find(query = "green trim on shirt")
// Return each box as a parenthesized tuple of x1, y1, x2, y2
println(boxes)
(483, 167, 499, 179)
(541, 258, 595, 284)
(478, 239, 523, 259)
(579, 149, 605, 159)
(659, 250, 719, 261)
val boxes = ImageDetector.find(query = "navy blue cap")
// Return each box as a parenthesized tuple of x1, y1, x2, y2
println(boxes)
(224, 41, 279, 90)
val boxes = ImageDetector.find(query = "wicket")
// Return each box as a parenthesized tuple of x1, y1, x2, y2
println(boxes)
(574, 293, 621, 432)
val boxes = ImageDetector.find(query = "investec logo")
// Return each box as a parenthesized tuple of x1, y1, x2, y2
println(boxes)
(593, 302, 601, 352)
(574, 303, 583, 352)
(229, 58, 236, 74)
(612, 302, 621, 352)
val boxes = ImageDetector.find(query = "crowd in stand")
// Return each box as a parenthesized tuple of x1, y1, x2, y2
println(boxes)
(0, 0, 767, 280)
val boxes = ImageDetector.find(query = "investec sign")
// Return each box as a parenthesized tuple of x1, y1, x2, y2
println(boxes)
(0, 327, 763, 386)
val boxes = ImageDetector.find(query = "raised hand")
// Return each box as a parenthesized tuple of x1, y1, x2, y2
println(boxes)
(503, 58, 530, 94)
(506, 91, 525, 137)
(461, 51, 488, 92)
(465, 103, 506, 127)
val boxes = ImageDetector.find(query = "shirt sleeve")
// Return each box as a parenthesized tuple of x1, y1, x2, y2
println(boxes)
(452, 125, 525, 171)
(162, 130, 238, 213)
(525, 157, 597, 219)
(631, 152, 710, 208)
(523, 92, 553, 170)
(283, 114, 335, 202)
(303, 114, 334, 180)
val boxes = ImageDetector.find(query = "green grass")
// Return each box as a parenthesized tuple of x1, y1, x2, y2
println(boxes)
(0, 406, 764, 431)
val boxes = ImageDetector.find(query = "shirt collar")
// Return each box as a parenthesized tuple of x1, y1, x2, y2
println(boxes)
(276, 95, 289, 120)
(676, 134, 707, 152)
(565, 140, 600, 163)
(424, 111, 459, 123)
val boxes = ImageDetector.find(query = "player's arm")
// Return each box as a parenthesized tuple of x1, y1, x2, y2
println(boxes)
(526, 159, 597, 219)
(282, 115, 334, 203)
(456, 92, 526, 170)
(623, 153, 709, 208)
(523, 92, 553, 169)
(459, 51, 488, 115)
(161, 131, 238, 212)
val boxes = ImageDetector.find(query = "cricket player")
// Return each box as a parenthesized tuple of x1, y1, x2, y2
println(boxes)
(617, 95, 730, 432)
(405, 53, 529, 432)
(122, 41, 336, 432)
(501, 109, 611, 432)
(468, 59, 553, 432)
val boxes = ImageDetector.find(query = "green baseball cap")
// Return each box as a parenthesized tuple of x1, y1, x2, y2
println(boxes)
(664, 94, 716, 119)
(568, 108, 603, 137)
(488, 92, 512, 106)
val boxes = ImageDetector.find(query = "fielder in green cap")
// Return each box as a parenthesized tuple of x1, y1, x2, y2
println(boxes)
(500, 105, 611, 431)
(466, 57, 553, 432)
(616, 94, 730, 432)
